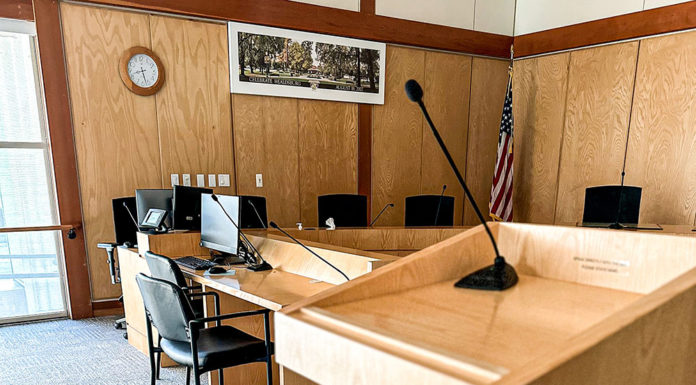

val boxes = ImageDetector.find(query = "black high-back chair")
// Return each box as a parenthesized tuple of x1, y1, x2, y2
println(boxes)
(239, 195, 268, 229)
(583, 185, 642, 224)
(404, 195, 455, 227)
(136, 274, 273, 385)
(317, 194, 368, 228)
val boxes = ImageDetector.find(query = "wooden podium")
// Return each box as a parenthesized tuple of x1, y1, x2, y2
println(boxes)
(275, 223, 696, 385)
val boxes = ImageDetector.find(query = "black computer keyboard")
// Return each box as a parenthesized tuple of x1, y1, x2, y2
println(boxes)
(175, 256, 218, 270)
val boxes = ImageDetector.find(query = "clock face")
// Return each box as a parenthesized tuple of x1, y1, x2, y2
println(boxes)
(127, 53, 159, 88)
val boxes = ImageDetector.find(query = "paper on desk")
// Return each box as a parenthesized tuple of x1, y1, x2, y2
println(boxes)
(203, 270, 237, 277)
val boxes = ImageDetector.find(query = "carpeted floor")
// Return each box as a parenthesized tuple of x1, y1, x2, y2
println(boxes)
(0, 316, 207, 385)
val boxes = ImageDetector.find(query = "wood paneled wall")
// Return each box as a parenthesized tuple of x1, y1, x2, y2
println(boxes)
(62, 3, 235, 299)
(513, 30, 696, 226)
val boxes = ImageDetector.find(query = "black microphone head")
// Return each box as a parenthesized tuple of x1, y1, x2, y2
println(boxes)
(269, 221, 279, 229)
(443, 184, 447, 191)
(248, 200, 255, 207)
(210, 194, 218, 202)
(388, 203, 395, 207)
(122, 202, 128, 208)
(405, 79, 423, 102)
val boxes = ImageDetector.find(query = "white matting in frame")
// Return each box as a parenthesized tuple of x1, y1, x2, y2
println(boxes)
(229, 22, 385, 104)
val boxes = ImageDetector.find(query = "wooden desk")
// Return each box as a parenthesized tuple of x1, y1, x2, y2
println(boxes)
(276, 223, 696, 385)
(119, 230, 395, 385)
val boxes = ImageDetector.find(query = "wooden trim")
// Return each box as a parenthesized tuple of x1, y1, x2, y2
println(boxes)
(0, 0, 33, 21)
(358, 104, 372, 221)
(360, 0, 375, 15)
(75, 0, 512, 58)
(33, 0, 93, 320)
(514, 2, 696, 58)
(92, 299, 123, 311)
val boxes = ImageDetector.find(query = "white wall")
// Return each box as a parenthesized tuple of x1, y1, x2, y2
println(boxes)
(644, 0, 691, 10)
(290, 0, 359, 12)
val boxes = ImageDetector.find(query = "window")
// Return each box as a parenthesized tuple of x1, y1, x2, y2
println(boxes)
(0, 21, 67, 322)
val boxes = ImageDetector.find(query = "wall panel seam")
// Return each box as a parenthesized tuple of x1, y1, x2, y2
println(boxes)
(551, 54, 572, 225)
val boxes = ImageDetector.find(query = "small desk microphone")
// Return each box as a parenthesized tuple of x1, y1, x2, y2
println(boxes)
(434, 184, 447, 226)
(269, 221, 349, 281)
(369, 203, 394, 227)
(247, 200, 267, 229)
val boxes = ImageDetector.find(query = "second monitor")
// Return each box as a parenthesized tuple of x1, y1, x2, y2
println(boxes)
(173, 185, 213, 230)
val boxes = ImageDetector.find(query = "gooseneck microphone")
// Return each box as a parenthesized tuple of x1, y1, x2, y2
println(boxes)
(123, 201, 143, 231)
(608, 171, 626, 230)
(269, 221, 350, 281)
(369, 203, 394, 227)
(405, 79, 518, 291)
(211, 194, 271, 271)
(247, 200, 267, 229)
(434, 184, 447, 226)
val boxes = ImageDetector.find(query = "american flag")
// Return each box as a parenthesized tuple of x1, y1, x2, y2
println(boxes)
(489, 73, 514, 222)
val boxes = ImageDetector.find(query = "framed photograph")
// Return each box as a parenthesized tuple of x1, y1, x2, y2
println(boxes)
(229, 22, 385, 104)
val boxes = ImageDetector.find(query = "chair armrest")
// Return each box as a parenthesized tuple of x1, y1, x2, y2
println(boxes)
(182, 285, 203, 292)
(186, 291, 221, 319)
(189, 309, 270, 330)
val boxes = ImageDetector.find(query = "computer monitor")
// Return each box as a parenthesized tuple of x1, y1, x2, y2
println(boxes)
(112, 197, 138, 245)
(582, 185, 642, 224)
(172, 185, 213, 230)
(200, 193, 239, 255)
(135, 189, 173, 229)
(240, 196, 268, 229)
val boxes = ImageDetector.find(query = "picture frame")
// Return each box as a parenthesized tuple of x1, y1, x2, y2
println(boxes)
(228, 22, 386, 104)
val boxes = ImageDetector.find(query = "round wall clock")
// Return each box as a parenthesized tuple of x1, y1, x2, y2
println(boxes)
(119, 46, 165, 96)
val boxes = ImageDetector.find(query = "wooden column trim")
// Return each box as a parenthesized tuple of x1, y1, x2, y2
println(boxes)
(360, 0, 375, 15)
(33, 0, 93, 319)
(0, 0, 33, 21)
(358, 104, 372, 221)
(77, 0, 511, 58)
(514, 2, 696, 57)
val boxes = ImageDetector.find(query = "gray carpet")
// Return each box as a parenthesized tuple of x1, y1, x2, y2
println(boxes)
(0, 316, 207, 385)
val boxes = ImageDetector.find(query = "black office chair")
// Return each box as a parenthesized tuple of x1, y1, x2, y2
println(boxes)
(136, 274, 273, 385)
(317, 194, 368, 228)
(404, 195, 455, 227)
(583, 185, 642, 224)
(240, 195, 268, 229)
(144, 251, 204, 317)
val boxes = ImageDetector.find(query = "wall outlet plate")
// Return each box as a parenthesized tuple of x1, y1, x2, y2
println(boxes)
(182, 174, 191, 186)
(208, 174, 216, 187)
(255, 173, 263, 188)
(170, 174, 179, 187)
(218, 174, 231, 187)
(196, 174, 205, 187)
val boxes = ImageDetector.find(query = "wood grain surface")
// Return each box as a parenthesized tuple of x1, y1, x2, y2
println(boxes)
(625, 31, 696, 225)
(372, 46, 425, 226)
(464, 58, 510, 225)
(61, 3, 163, 300)
(150, 15, 236, 194)
(298, 100, 358, 227)
(420, 51, 472, 226)
(554, 42, 639, 224)
(0, 0, 32, 20)
(232, 94, 301, 226)
(512, 53, 570, 224)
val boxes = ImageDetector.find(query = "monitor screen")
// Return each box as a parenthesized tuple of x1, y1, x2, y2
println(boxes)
(200, 193, 239, 255)
(135, 189, 173, 228)
(142, 209, 167, 228)
(172, 185, 213, 230)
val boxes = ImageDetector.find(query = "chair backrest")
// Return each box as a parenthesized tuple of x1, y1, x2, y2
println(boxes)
(317, 194, 368, 228)
(404, 195, 455, 227)
(583, 185, 642, 224)
(112, 196, 138, 245)
(145, 251, 188, 288)
(239, 195, 268, 229)
(135, 273, 195, 342)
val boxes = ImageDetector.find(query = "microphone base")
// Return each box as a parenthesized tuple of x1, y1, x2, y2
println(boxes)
(247, 261, 272, 272)
(454, 257, 519, 291)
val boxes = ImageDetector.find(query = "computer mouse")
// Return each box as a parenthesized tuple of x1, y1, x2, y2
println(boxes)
(207, 266, 227, 274)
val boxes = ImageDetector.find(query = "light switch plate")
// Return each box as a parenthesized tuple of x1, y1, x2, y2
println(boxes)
(182, 174, 191, 186)
(170, 174, 179, 187)
(218, 174, 231, 187)
(196, 174, 205, 187)
(208, 174, 216, 187)
(255, 173, 263, 188)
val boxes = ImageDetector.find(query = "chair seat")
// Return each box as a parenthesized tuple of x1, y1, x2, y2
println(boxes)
(160, 325, 269, 371)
